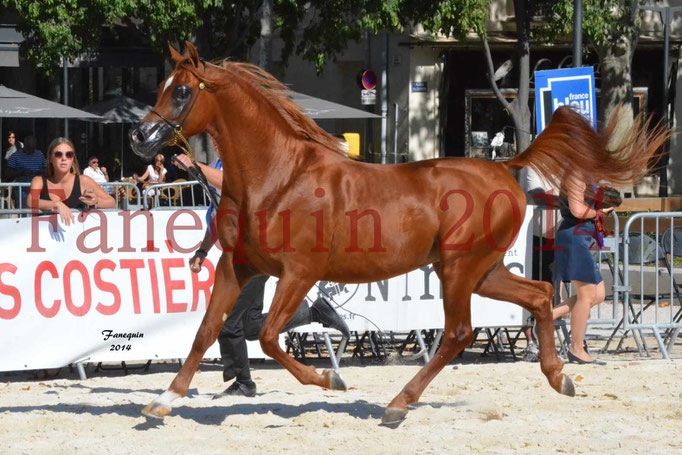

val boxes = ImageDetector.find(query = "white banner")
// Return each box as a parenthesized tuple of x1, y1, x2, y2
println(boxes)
(0, 208, 531, 371)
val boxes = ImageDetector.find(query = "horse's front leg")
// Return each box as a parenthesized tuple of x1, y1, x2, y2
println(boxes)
(259, 274, 347, 391)
(142, 254, 250, 418)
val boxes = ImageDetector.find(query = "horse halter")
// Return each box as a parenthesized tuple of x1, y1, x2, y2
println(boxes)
(149, 74, 220, 209)
(149, 79, 206, 162)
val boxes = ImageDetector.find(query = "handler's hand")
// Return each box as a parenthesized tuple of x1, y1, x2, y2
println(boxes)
(189, 253, 204, 273)
(175, 153, 193, 169)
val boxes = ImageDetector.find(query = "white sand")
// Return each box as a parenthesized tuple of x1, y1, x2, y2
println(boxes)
(1, 358, 681, 454)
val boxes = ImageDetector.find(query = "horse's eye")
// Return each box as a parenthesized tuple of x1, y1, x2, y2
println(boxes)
(174, 85, 191, 101)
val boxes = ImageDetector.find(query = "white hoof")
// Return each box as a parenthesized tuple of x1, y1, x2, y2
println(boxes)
(142, 390, 180, 418)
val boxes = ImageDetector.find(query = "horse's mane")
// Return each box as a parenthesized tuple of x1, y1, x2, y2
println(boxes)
(180, 58, 345, 157)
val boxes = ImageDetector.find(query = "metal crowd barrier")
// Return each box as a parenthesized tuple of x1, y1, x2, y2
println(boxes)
(622, 212, 682, 359)
(0, 182, 142, 212)
(0, 182, 31, 211)
(100, 182, 141, 209)
(142, 180, 210, 210)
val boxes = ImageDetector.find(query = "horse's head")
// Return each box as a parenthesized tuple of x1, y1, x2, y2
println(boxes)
(129, 42, 212, 160)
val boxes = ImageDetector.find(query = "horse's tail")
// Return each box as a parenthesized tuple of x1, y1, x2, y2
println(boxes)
(503, 106, 671, 191)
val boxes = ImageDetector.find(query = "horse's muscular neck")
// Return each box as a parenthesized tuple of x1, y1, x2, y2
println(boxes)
(205, 78, 312, 206)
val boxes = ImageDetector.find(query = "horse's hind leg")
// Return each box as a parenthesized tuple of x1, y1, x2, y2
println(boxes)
(142, 256, 252, 418)
(475, 261, 574, 397)
(258, 275, 346, 391)
(382, 259, 478, 427)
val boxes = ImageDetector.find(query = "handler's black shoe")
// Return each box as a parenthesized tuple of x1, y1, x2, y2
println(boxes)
(311, 296, 351, 339)
(213, 380, 257, 399)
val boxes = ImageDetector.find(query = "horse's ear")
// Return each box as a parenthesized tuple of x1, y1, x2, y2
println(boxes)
(184, 41, 201, 68)
(168, 42, 184, 64)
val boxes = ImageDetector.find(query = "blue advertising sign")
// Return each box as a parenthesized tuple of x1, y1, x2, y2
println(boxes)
(534, 67, 596, 134)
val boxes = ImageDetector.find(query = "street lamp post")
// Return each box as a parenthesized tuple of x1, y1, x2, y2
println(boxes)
(573, 0, 582, 67)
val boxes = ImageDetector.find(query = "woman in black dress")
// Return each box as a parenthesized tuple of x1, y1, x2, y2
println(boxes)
(27, 137, 115, 222)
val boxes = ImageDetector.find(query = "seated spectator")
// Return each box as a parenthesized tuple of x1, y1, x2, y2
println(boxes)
(83, 155, 109, 186)
(6, 135, 46, 208)
(134, 153, 167, 184)
(134, 154, 167, 200)
(83, 155, 113, 195)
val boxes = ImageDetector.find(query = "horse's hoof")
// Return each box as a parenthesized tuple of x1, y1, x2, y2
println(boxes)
(380, 407, 407, 428)
(560, 374, 575, 397)
(142, 401, 172, 419)
(325, 369, 347, 391)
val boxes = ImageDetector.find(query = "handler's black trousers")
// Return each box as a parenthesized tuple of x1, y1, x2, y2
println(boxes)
(217, 275, 269, 384)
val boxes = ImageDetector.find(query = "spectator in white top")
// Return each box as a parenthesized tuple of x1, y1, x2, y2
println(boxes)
(519, 166, 561, 362)
(83, 156, 109, 185)
(134, 153, 167, 184)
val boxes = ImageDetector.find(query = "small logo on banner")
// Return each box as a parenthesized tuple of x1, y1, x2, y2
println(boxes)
(317, 281, 359, 306)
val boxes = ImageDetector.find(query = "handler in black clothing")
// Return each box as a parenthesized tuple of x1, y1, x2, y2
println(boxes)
(177, 153, 349, 398)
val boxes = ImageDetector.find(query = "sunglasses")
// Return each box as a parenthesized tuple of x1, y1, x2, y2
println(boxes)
(8, 136, 15, 139)
(54, 150, 74, 159)
(90, 160, 98, 164)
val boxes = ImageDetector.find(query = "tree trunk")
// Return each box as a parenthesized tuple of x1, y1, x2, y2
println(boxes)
(511, 0, 531, 154)
(259, 0, 273, 71)
(481, 0, 531, 154)
(597, 38, 636, 151)
(593, 3, 644, 193)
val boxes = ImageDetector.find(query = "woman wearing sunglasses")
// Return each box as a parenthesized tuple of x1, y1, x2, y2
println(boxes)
(27, 137, 115, 225)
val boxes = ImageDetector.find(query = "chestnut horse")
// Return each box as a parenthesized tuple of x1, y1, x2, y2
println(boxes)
(130, 42, 665, 426)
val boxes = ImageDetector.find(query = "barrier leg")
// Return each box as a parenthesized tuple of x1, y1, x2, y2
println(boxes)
(665, 328, 679, 355)
(428, 329, 443, 359)
(652, 327, 671, 360)
(414, 330, 430, 364)
(336, 336, 348, 363)
(323, 333, 340, 370)
(76, 362, 87, 380)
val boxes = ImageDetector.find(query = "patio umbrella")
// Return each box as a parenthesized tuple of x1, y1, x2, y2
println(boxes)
(82, 96, 152, 179)
(289, 92, 380, 119)
(0, 85, 103, 119)
(0, 85, 102, 181)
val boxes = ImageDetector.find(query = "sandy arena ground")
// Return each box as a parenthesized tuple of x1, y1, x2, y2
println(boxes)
(0, 352, 681, 455)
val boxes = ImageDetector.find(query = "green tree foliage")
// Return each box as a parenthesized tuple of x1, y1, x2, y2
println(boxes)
(534, 0, 640, 56)
(3, 0, 406, 75)
(274, 0, 401, 71)
(534, 0, 642, 122)
(414, 0, 489, 37)
(3, 0, 201, 75)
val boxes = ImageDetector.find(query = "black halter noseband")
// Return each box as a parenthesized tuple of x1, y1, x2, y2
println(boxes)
(149, 70, 220, 209)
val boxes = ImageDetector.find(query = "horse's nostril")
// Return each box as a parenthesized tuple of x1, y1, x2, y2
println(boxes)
(131, 128, 146, 143)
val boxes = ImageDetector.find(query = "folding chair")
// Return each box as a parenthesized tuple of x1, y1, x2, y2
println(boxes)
(0, 186, 12, 209)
